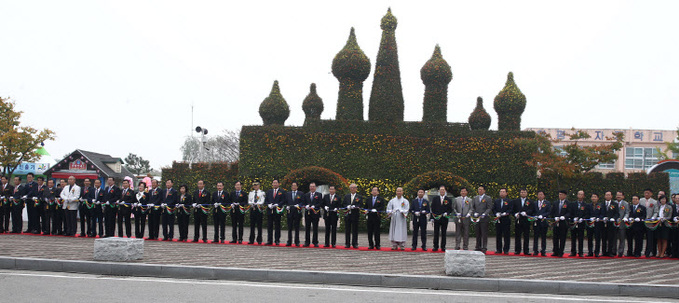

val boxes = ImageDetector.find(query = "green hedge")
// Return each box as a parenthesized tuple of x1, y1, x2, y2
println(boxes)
(239, 122, 537, 185)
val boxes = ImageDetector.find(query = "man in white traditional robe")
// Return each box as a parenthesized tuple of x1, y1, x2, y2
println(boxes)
(387, 187, 409, 250)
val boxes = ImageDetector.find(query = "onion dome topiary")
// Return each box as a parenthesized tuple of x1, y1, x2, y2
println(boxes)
(468, 97, 491, 130)
(258, 80, 290, 126)
(493, 72, 526, 131)
(332, 27, 371, 121)
(420, 44, 452, 122)
(368, 8, 404, 122)
(302, 83, 324, 124)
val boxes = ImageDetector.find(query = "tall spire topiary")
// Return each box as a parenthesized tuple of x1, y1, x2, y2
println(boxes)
(302, 83, 323, 124)
(468, 97, 491, 130)
(332, 27, 371, 120)
(259, 80, 290, 126)
(420, 45, 452, 122)
(493, 72, 526, 131)
(368, 8, 404, 121)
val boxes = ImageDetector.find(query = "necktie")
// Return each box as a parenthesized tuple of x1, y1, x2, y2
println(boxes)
(372, 196, 376, 207)
(522, 198, 525, 207)
(274, 189, 277, 197)
(293, 191, 296, 197)
(166, 190, 169, 198)
(606, 201, 609, 208)
(560, 200, 563, 209)
(419, 198, 422, 208)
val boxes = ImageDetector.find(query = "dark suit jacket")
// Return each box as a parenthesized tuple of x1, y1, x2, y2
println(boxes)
(178, 194, 193, 211)
(430, 196, 453, 218)
(591, 202, 604, 219)
(286, 190, 305, 218)
(492, 198, 513, 223)
(364, 195, 386, 220)
(2, 183, 14, 200)
(104, 186, 121, 205)
(342, 193, 363, 220)
(266, 188, 287, 215)
(121, 188, 136, 205)
(230, 190, 248, 215)
(81, 186, 95, 202)
(25, 181, 39, 199)
(303, 192, 323, 218)
(13, 184, 25, 199)
(147, 187, 162, 205)
(603, 201, 620, 219)
(514, 198, 536, 224)
(193, 189, 211, 205)
(135, 191, 148, 206)
(409, 197, 431, 214)
(160, 188, 179, 207)
(629, 204, 646, 231)
(551, 200, 571, 220)
(571, 201, 590, 219)
(322, 194, 342, 219)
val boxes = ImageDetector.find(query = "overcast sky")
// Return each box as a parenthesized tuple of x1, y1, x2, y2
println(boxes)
(1, 0, 677, 170)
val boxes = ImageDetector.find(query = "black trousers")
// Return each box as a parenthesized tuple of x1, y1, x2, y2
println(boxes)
(287, 214, 301, 245)
(213, 211, 226, 242)
(645, 229, 657, 256)
(79, 205, 91, 236)
(324, 213, 338, 246)
(587, 226, 598, 254)
(0, 204, 9, 232)
(366, 215, 380, 248)
(533, 222, 548, 254)
(632, 226, 645, 256)
(65, 210, 77, 236)
(26, 202, 38, 232)
(249, 210, 263, 243)
(433, 217, 449, 250)
(604, 223, 618, 255)
(133, 209, 146, 238)
(411, 214, 427, 249)
(553, 221, 569, 255)
(570, 224, 585, 254)
(117, 207, 132, 237)
(266, 211, 282, 244)
(496, 218, 511, 253)
(193, 210, 208, 241)
(36, 203, 45, 233)
(148, 209, 161, 239)
(11, 204, 23, 233)
(514, 219, 531, 254)
(344, 216, 359, 246)
(177, 210, 190, 240)
(162, 211, 175, 240)
(304, 214, 319, 246)
(231, 211, 244, 242)
(91, 206, 104, 237)
(104, 207, 117, 237)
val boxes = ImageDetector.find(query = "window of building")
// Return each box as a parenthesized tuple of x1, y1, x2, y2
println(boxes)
(554, 146, 568, 157)
(625, 147, 659, 169)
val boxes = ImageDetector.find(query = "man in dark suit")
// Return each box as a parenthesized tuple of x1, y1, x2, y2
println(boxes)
(54, 180, 66, 235)
(133, 182, 148, 239)
(22, 173, 40, 234)
(146, 179, 162, 240)
(589, 192, 605, 257)
(410, 189, 430, 251)
(11, 176, 25, 233)
(569, 190, 590, 257)
(230, 181, 248, 243)
(118, 179, 135, 238)
(192, 180, 210, 243)
(0, 176, 14, 233)
(322, 185, 341, 248)
(513, 188, 535, 255)
(286, 182, 304, 246)
(303, 182, 322, 247)
(35, 176, 46, 234)
(91, 179, 105, 237)
(601, 191, 620, 257)
(265, 179, 286, 245)
(342, 183, 362, 249)
(79, 178, 94, 237)
(493, 188, 513, 254)
(160, 179, 178, 241)
(431, 185, 453, 252)
(103, 177, 121, 237)
(365, 187, 385, 250)
(532, 191, 551, 256)
(42, 180, 57, 235)
(551, 190, 571, 257)
(629, 195, 646, 257)
(212, 182, 228, 243)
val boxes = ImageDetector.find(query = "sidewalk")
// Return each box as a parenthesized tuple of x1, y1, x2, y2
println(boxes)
(1, 224, 678, 285)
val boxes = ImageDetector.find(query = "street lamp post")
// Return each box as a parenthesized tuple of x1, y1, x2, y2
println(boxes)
(195, 126, 208, 162)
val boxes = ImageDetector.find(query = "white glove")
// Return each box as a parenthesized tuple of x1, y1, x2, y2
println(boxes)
(673, 217, 678, 222)
(590, 217, 595, 222)
(474, 213, 479, 217)
(311, 205, 315, 209)
(248, 202, 254, 205)
(269, 204, 274, 209)
(609, 218, 615, 222)
(148, 203, 154, 207)
(415, 211, 420, 216)
(305, 205, 310, 210)
(538, 215, 543, 219)
(465, 213, 471, 218)
(514, 213, 519, 218)
(192, 203, 197, 208)
(134, 203, 139, 207)
(232, 203, 238, 207)
(324, 206, 329, 211)
(22, 195, 28, 199)
(273, 204, 278, 207)
(495, 212, 501, 217)
(286, 206, 290, 210)
(520, 211, 526, 216)
(635, 217, 640, 222)
(161, 203, 167, 208)
(457, 213, 462, 217)
(115, 200, 121, 205)
(578, 218, 583, 223)
(573, 217, 579, 222)
(422, 210, 427, 214)
(371, 209, 377, 213)
(651, 217, 657, 221)
(603, 217, 608, 221)
(501, 212, 507, 216)
(443, 212, 448, 217)
(623, 218, 628, 222)
(559, 216, 565, 221)
(105, 202, 110, 205)
(555, 217, 560, 222)
(95, 201, 101, 205)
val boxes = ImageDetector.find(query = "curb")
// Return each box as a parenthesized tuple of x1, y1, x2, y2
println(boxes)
(0, 256, 677, 299)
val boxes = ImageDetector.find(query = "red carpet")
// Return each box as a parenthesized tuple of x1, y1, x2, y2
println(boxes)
(4, 232, 678, 260)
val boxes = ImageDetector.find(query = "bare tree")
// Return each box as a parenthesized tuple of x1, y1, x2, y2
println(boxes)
(180, 129, 240, 163)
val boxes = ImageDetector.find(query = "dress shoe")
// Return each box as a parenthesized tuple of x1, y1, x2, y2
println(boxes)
(432, 248, 439, 252)
(314, 244, 319, 248)
(352, 245, 358, 249)
(247, 242, 254, 245)
(368, 245, 374, 250)
(422, 248, 428, 251)
(275, 242, 280, 245)
(332, 245, 336, 248)
(578, 253, 583, 258)
(587, 253, 593, 257)
(569, 253, 576, 257)
(375, 246, 380, 250)
(192, 239, 199, 243)
(411, 247, 417, 251)
(286, 243, 292, 247)
(323, 245, 329, 248)
(344, 245, 350, 248)
(238, 241, 243, 244)
(303, 244, 310, 247)
(540, 252, 546, 257)
(266, 242, 273, 245)
(495, 251, 502, 254)
(229, 240, 236, 243)
(441, 248, 446, 252)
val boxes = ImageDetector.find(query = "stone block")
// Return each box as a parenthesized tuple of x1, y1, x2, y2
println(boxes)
(94, 237, 144, 262)
(444, 250, 485, 277)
